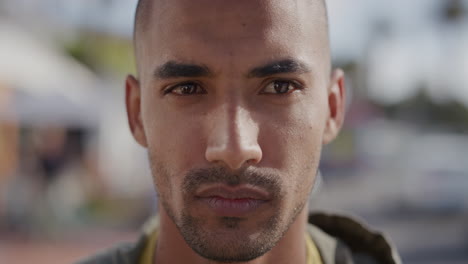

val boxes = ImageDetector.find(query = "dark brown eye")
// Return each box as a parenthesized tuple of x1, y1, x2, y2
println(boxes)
(262, 80, 296, 94)
(167, 83, 204, 95)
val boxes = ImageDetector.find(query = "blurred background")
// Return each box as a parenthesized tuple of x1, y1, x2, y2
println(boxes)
(0, 0, 467, 263)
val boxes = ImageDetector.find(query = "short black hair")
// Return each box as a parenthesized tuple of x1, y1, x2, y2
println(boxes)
(134, 0, 328, 41)
(134, 0, 152, 42)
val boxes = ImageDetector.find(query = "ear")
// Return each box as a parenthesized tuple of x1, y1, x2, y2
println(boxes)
(126, 75, 148, 147)
(322, 69, 346, 145)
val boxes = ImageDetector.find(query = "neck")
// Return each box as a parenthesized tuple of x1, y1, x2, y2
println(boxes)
(154, 204, 309, 264)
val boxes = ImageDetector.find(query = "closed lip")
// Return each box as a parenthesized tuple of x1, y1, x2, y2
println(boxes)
(194, 184, 271, 201)
(194, 184, 271, 217)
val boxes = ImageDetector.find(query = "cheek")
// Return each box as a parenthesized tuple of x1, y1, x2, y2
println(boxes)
(142, 102, 207, 182)
(257, 99, 326, 204)
(146, 122, 205, 215)
(258, 99, 326, 171)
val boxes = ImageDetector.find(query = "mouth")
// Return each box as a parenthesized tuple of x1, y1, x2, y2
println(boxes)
(194, 185, 271, 217)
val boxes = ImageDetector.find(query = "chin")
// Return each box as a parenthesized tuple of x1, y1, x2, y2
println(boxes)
(174, 208, 291, 262)
(183, 224, 281, 262)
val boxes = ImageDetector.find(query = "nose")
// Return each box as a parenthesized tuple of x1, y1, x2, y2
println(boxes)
(205, 103, 262, 170)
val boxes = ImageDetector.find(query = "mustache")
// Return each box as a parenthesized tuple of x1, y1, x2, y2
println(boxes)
(182, 166, 282, 196)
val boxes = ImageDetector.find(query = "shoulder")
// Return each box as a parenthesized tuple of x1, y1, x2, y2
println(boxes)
(308, 212, 402, 264)
(75, 217, 159, 264)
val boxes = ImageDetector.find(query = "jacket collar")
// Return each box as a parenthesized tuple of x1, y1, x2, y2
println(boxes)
(308, 212, 402, 264)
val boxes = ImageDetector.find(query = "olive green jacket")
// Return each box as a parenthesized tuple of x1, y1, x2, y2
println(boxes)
(76, 212, 401, 264)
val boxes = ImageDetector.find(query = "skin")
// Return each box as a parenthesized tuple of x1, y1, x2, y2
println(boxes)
(126, 0, 346, 263)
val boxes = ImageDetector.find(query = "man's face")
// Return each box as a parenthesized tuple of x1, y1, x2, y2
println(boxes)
(127, 0, 344, 262)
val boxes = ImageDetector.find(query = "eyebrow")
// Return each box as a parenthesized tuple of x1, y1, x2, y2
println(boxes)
(247, 59, 311, 78)
(154, 61, 212, 79)
(154, 58, 310, 80)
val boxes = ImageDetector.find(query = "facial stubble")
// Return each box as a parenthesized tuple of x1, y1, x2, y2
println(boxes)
(149, 158, 311, 263)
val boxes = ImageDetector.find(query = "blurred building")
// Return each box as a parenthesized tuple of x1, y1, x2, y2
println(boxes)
(0, 17, 152, 232)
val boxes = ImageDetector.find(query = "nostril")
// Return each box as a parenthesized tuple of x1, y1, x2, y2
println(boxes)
(205, 144, 262, 171)
(245, 147, 262, 165)
(246, 158, 259, 166)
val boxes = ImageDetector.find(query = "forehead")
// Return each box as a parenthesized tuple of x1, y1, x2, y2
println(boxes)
(136, 0, 329, 77)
